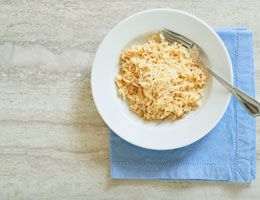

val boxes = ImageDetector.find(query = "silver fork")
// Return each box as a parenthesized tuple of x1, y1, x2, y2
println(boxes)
(162, 28, 260, 117)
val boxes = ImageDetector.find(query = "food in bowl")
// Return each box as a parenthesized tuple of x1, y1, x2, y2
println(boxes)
(115, 33, 207, 121)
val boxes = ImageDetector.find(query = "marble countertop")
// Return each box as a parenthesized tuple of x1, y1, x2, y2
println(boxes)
(0, 1, 259, 199)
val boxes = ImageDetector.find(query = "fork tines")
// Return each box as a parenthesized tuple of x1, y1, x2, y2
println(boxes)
(162, 28, 194, 48)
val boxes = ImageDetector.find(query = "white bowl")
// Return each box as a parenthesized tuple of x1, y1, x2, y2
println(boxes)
(91, 9, 232, 150)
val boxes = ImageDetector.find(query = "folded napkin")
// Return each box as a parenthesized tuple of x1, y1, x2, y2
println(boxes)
(110, 29, 256, 183)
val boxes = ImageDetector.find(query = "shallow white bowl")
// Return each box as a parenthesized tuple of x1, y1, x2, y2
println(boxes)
(91, 9, 232, 150)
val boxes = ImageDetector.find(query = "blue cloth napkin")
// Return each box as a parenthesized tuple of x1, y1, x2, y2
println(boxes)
(110, 29, 256, 183)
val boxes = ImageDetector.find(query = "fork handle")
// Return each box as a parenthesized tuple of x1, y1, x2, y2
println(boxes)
(203, 66, 260, 117)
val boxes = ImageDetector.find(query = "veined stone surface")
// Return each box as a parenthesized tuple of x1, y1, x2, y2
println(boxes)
(0, 1, 259, 199)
